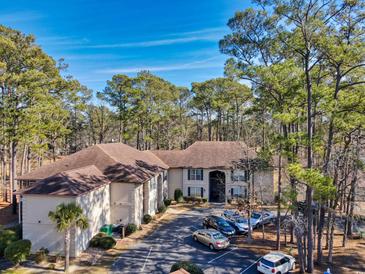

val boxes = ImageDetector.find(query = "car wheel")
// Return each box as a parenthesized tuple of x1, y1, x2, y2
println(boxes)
(193, 235, 198, 241)
(209, 244, 214, 250)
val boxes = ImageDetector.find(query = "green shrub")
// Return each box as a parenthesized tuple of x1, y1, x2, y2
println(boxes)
(170, 261, 203, 274)
(195, 197, 202, 203)
(202, 198, 208, 203)
(0, 229, 19, 256)
(89, 232, 107, 248)
(98, 236, 116, 250)
(143, 214, 152, 224)
(35, 247, 49, 264)
(7, 224, 22, 239)
(125, 223, 138, 236)
(184, 196, 204, 203)
(164, 199, 172, 207)
(4, 239, 31, 265)
(184, 196, 192, 203)
(174, 189, 184, 203)
(158, 204, 167, 213)
(89, 233, 116, 249)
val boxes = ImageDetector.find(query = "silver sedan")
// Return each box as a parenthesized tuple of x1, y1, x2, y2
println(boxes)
(192, 229, 230, 250)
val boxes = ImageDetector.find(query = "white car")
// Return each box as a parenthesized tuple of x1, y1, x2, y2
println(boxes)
(250, 212, 263, 228)
(261, 211, 275, 225)
(257, 252, 295, 274)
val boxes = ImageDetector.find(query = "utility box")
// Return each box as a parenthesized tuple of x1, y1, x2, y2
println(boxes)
(100, 224, 113, 236)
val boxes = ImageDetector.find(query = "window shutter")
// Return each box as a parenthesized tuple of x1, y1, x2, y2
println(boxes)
(200, 169, 204, 181)
(188, 187, 191, 196)
(188, 169, 191, 180)
(201, 187, 203, 197)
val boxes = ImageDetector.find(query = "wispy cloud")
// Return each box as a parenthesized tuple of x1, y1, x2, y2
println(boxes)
(37, 36, 90, 47)
(0, 11, 44, 24)
(85, 27, 225, 49)
(87, 36, 217, 49)
(97, 57, 223, 74)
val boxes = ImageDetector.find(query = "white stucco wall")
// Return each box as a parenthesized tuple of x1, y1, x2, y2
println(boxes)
(110, 182, 135, 224)
(165, 168, 275, 203)
(22, 195, 76, 256)
(109, 171, 166, 227)
(75, 184, 110, 256)
(253, 169, 275, 203)
(22, 184, 111, 257)
(167, 168, 183, 199)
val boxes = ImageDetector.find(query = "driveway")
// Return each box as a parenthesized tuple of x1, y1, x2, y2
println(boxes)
(111, 205, 260, 274)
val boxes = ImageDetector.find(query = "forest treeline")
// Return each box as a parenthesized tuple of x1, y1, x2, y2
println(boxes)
(0, 0, 365, 273)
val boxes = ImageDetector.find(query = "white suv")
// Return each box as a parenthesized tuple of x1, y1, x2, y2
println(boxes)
(257, 252, 295, 274)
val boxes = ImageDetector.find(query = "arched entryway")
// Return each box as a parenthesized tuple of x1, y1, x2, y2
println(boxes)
(209, 170, 226, 203)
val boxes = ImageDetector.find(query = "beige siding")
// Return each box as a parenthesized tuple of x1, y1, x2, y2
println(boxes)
(182, 168, 210, 199)
(134, 184, 144, 226)
(75, 184, 110, 256)
(110, 182, 135, 224)
(22, 195, 76, 256)
(167, 168, 183, 199)
(177, 168, 275, 203)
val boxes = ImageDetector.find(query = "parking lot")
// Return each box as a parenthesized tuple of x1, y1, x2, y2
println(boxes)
(111, 205, 261, 274)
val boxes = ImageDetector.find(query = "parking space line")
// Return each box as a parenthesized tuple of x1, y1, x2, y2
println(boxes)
(140, 247, 153, 271)
(239, 257, 262, 274)
(208, 247, 238, 263)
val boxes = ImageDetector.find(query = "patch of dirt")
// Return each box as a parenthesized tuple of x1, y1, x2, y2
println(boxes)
(234, 224, 365, 274)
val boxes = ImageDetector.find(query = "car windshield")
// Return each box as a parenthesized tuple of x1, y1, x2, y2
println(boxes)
(235, 218, 247, 224)
(251, 213, 261, 219)
(212, 233, 225, 240)
(260, 258, 275, 267)
(217, 220, 230, 227)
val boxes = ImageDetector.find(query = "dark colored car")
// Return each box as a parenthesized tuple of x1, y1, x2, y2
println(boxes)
(203, 215, 235, 237)
(225, 217, 250, 235)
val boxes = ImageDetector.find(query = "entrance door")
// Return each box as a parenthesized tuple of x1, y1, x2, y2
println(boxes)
(209, 171, 226, 203)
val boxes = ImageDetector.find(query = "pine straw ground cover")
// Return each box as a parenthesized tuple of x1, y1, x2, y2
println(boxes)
(233, 223, 365, 274)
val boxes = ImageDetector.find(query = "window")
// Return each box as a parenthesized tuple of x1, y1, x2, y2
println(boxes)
(188, 187, 203, 197)
(230, 186, 247, 198)
(231, 170, 250, 182)
(188, 169, 203, 180)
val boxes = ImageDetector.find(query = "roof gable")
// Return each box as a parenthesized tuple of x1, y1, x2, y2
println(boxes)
(18, 143, 168, 184)
(150, 141, 257, 169)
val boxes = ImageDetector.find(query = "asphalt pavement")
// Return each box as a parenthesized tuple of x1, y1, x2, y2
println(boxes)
(111, 205, 260, 274)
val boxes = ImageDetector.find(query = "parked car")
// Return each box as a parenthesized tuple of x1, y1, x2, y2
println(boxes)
(203, 215, 235, 237)
(257, 252, 295, 274)
(261, 211, 276, 225)
(225, 216, 251, 235)
(250, 212, 263, 228)
(192, 229, 230, 250)
(222, 209, 241, 219)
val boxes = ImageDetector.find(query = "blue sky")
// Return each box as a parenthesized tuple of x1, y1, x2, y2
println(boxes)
(1, 0, 249, 91)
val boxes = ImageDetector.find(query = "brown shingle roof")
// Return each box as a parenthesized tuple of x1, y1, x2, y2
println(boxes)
(22, 165, 110, 196)
(151, 141, 257, 169)
(17, 143, 168, 185)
